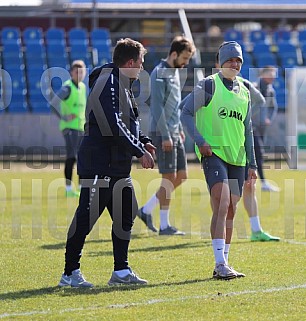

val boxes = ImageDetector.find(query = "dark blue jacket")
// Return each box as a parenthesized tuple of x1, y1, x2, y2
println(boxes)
(77, 63, 151, 177)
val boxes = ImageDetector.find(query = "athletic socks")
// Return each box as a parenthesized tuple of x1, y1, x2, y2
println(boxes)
(212, 239, 226, 265)
(224, 243, 231, 264)
(250, 216, 262, 233)
(159, 209, 171, 230)
(142, 194, 159, 214)
(114, 269, 130, 278)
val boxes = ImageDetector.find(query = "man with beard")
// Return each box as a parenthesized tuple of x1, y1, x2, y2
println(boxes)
(137, 36, 195, 235)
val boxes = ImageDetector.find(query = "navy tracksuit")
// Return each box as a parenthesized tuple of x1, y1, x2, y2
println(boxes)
(64, 63, 151, 275)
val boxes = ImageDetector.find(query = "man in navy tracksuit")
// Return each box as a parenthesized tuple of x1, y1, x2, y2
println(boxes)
(58, 38, 155, 287)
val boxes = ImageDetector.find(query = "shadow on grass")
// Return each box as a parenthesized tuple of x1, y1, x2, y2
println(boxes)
(0, 195, 70, 201)
(0, 277, 213, 301)
(41, 239, 249, 254)
(88, 240, 212, 257)
(40, 234, 149, 250)
(40, 238, 112, 250)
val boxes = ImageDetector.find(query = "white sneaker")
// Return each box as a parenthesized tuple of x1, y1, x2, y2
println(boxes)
(58, 269, 94, 288)
(261, 181, 280, 192)
(213, 263, 237, 280)
(229, 266, 246, 278)
(108, 268, 148, 286)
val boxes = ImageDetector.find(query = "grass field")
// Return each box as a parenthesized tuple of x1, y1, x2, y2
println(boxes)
(1, 162, 306, 320)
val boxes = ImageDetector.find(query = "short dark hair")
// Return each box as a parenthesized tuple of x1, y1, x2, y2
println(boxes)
(260, 65, 276, 76)
(168, 35, 196, 56)
(70, 60, 86, 71)
(113, 38, 147, 67)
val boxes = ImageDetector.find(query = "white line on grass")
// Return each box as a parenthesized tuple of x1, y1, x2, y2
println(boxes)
(285, 240, 306, 246)
(1, 283, 306, 318)
(108, 283, 306, 308)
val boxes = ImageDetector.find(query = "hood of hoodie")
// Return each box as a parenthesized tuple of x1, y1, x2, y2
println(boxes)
(89, 62, 132, 91)
(89, 63, 117, 89)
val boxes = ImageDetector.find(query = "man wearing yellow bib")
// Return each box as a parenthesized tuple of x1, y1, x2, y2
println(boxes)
(181, 41, 257, 280)
(51, 60, 87, 197)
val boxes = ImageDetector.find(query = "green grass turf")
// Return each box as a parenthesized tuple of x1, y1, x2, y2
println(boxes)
(0, 162, 306, 320)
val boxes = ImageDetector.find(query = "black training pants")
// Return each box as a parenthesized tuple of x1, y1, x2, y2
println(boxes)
(64, 175, 138, 275)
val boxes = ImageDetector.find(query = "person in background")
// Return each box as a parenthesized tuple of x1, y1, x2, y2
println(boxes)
(58, 38, 155, 288)
(256, 65, 280, 192)
(137, 35, 195, 235)
(214, 54, 280, 242)
(50, 60, 87, 197)
(181, 41, 257, 279)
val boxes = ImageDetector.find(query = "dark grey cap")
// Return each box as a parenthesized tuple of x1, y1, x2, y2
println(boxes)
(218, 41, 243, 67)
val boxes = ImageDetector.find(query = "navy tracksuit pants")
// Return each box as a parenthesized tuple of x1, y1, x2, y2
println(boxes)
(64, 175, 138, 275)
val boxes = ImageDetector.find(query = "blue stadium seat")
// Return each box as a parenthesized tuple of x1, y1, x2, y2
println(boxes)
(2, 54, 24, 70)
(224, 28, 243, 42)
(69, 43, 92, 68)
(8, 98, 28, 113)
(26, 67, 50, 111)
(27, 67, 49, 89)
(252, 43, 271, 59)
(28, 90, 50, 113)
(249, 30, 267, 43)
(90, 28, 111, 46)
(298, 29, 306, 45)
(280, 55, 299, 68)
(46, 43, 69, 69)
(239, 64, 254, 79)
(255, 53, 278, 67)
(68, 28, 88, 46)
(2, 41, 23, 54)
(3, 64, 23, 74)
(92, 43, 112, 66)
(90, 28, 112, 66)
(48, 67, 70, 94)
(2, 43, 24, 69)
(23, 27, 44, 45)
(24, 43, 47, 71)
(273, 29, 292, 43)
(25, 43, 46, 58)
(47, 58, 69, 69)
(273, 76, 286, 91)
(50, 77, 64, 93)
(0, 68, 28, 113)
(242, 52, 253, 66)
(277, 43, 297, 58)
(45, 27, 66, 45)
(1, 27, 21, 44)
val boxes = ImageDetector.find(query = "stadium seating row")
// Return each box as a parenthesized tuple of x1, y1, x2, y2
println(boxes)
(0, 26, 291, 113)
(0, 27, 112, 113)
(223, 28, 306, 110)
(224, 28, 306, 45)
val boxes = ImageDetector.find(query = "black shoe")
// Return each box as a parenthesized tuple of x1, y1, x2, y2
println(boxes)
(159, 225, 185, 236)
(137, 207, 158, 232)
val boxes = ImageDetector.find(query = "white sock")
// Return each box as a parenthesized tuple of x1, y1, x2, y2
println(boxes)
(142, 194, 159, 215)
(212, 239, 226, 265)
(159, 209, 170, 230)
(224, 243, 230, 264)
(66, 185, 72, 192)
(114, 269, 130, 277)
(250, 216, 262, 233)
